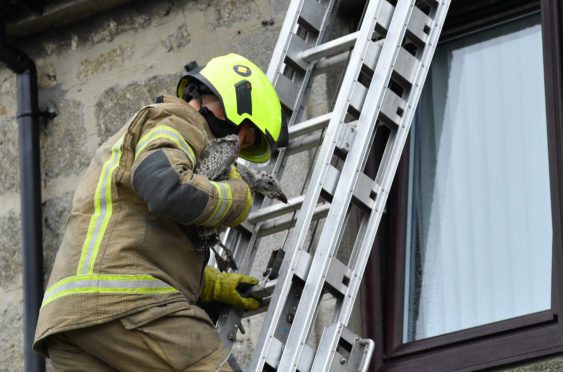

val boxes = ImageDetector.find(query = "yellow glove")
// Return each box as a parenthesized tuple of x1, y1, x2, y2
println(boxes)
(201, 266, 260, 310)
(228, 165, 243, 180)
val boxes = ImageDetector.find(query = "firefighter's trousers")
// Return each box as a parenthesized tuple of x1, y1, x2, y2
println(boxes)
(45, 302, 233, 372)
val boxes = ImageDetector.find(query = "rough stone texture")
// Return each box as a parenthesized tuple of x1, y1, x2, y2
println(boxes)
(0, 289, 24, 371)
(500, 357, 563, 372)
(42, 192, 74, 283)
(95, 74, 177, 145)
(0, 213, 22, 289)
(0, 118, 20, 194)
(79, 45, 135, 80)
(230, 25, 281, 71)
(37, 62, 59, 89)
(212, 0, 261, 29)
(162, 24, 191, 53)
(40, 99, 90, 180)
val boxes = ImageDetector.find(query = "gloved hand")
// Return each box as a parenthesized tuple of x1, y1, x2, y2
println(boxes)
(227, 164, 244, 181)
(201, 266, 260, 310)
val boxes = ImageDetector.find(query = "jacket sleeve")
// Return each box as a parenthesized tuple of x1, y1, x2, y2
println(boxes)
(131, 116, 251, 226)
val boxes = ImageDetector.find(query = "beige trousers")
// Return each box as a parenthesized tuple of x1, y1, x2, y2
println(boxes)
(45, 302, 233, 372)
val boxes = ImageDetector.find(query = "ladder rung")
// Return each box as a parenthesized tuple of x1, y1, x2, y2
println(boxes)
(352, 171, 377, 212)
(407, 5, 432, 46)
(248, 195, 305, 224)
(312, 53, 349, 76)
(325, 258, 352, 296)
(376, 0, 394, 33)
(335, 122, 357, 157)
(257, 203, 330, 238)
(294, 249, 313, 281)
(299, 0, 326, 32)
(394, 47, 419, 87)
(277, 73, 300, 111)
(301, 31, 359, 63)
(265, 337, 284, 369)
(324, 165, 340, 198)
(298, 344, 315, 372)
(289, 112, 332, 137)
(311, 38, 382, 77)
(364, 40, 384, 73)
(250, 278, 277, 299)
(287, 132, 323, 155)
(287, 33, 311, 73)
(379, 89, 405, 129)
(349, 83, 368, 116)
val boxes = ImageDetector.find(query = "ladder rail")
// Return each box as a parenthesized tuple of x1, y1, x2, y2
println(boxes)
(249, 0, 391, 370)
(277, 0, 418, 369)
(332, 0, 450, 328)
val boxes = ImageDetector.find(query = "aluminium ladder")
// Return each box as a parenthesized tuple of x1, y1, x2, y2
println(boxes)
(214, 0, 450, 370)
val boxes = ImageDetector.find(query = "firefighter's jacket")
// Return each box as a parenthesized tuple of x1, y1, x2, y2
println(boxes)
(33, 95, 252, 355)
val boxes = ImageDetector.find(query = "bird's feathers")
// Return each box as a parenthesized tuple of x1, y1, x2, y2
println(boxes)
(195, 134, 239, 180)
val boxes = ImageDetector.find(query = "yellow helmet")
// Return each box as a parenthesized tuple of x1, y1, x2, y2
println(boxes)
(177, 53, 288, 163)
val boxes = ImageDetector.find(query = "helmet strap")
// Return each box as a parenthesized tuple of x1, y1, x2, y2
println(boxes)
(199, 106, 240, 138)
(183, 81, 241, 138)
(182, 82, 203, 106)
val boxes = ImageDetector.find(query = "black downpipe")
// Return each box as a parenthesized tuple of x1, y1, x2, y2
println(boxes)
(0, 19, 46, 372)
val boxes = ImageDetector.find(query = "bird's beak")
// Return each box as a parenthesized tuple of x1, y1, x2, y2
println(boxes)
(274, 191, 288, 204)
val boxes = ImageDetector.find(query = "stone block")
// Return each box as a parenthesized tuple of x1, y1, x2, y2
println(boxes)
(40, 99, 89, 180)
(78, 45, 135, 80)
(0, 289, 24, 371)
(162, 24, 191, 53)
(270, 0, 291, 22)
(212, 0, 262, 29)
(0, 119, 20, 194)
(95, 74, 177, 145)
(42, 192, 74, 282)
(230, 26, 281, 71)
(0, 212, 22, 288)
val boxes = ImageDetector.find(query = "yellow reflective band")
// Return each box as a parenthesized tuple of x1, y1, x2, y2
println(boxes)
(135, 126, 196, 167)
(41, 274, 178, 307)
(207, 182, 232, 226)
(201, 182, 232, 227)
(229, 187, 252, 227)
(77, 136, 124, 275)
(201, 182, 223, 227)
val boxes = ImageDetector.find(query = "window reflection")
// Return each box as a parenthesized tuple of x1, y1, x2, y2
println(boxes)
(404, 14, 551, 342)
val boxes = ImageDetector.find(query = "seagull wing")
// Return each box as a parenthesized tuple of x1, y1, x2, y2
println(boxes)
(198, 135, 240, 181)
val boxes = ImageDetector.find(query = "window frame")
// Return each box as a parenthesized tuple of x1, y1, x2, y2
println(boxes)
(361, 0, 563, 370)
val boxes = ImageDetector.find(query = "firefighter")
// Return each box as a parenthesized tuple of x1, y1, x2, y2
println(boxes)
(33, 53, 288, 371)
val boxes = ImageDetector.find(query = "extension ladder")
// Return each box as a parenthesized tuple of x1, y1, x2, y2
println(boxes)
(214, 0, 450, 370)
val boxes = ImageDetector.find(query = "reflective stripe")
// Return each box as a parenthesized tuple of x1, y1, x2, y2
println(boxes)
(201, 182, 232, 227)
(228, 187, 253, 227)
(135, 126, 196, 167)
(42, 274, 178, 307)
(77, 136, 124, 275)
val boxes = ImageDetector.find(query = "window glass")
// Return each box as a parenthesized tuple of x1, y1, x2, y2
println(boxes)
(404, 14, 551, 342)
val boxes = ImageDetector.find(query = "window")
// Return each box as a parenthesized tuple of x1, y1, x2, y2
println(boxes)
(405, 13, 551, 342)
(361, 0, 563, 370)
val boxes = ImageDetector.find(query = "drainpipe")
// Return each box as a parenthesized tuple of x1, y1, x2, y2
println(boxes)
(0, 19, 46, 372)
